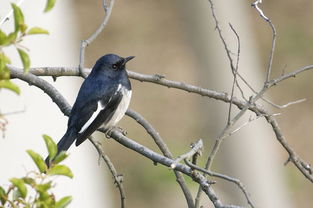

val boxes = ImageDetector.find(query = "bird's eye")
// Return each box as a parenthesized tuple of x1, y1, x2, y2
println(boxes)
(112, 64, 118, 70)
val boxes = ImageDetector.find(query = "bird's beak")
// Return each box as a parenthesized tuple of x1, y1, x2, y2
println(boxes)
(123, 56, 135, 65)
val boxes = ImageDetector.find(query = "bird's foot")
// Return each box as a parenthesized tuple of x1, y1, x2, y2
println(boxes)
(105, 126, 127, 138)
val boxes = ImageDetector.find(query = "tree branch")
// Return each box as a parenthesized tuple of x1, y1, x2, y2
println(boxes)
(7, 62, 313, 208)
(185, 159, 254, 208)
(8, 65, 249, 207)
(125, 109, 195, 208)
(101, 128, 244, 208)
(8, 65, 313, 183)
(89, 137, 126, 208)
(252, 0, 277, 83)
(171, 139, 203, 169)
(78, 0, 115, 77)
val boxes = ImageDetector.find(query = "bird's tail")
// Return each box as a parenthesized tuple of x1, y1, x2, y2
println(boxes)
(45, 129, 77, 167)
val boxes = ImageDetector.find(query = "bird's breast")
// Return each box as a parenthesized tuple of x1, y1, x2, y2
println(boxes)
(105, 85, 132, 128)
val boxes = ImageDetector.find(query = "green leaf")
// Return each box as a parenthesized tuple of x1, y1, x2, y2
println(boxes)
(0, 53, 11, 75)
(20, 23, 28, 34)
(43, 134, 57, 162)
(0, 186, 7, 205)
(55, 196, 72, 208)
(35, 182, 52, 192)
(0, 30, 7, 45)
(1, 53, 11, 65)
(27, 27, 49, 35)
(44, 0, 56, 13)
(10, 178, 27, 199)
(22, 177, 36, 187)
(0, 69, 11, 80)
(0, 80, 20, 94)
(53, 151, 68, 164)
(4, 32, 18, 45)
(0, 53, 6, 73)
(17, 48, 30, 73)
(11, 3, 24, 32)
(26, 150, 47, 173)
(35, 182, 54, 203)
(48, 165, 73, 178)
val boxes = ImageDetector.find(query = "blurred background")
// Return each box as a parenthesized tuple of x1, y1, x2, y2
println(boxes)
(1, 0, 313, 207)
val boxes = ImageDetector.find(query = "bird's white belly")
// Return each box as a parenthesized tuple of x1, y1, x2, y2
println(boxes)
(104, 87, 132, 128)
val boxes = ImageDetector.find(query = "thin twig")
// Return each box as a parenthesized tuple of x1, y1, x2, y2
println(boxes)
(252, 0, 277, 83)
(265, 19, 277, 83)
(270, 64, 313, 86)
(89, 137, 126, 208)
(263, 98, 306, 109)
(227, 23, 241, 125)
(78, 0, 115, 77)
(207, 0, 235, 71)
(265, 115, 313, 181)
(251, 0, 269, 21)
(171, 139, 203, 169)
(236, 71, 305, 109)
(1, 109, 26, 116)
(224, 113, 279, 139)
(206, 87, 268, 171)
(185, 160, 254, 208)
(0, 0, 26, 26)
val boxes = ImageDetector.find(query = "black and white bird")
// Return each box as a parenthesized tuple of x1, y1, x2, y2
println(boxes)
(46, 54, 133, 165)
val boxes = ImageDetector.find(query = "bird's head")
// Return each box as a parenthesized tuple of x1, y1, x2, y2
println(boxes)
(94, 54, 135, 73)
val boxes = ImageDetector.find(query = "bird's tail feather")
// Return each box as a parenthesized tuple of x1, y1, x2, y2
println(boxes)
(57, 129, 77, 153)
(45, 129, 77, 166)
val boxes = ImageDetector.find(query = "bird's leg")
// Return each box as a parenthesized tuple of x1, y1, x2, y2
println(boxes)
(105, 126, 127, 138)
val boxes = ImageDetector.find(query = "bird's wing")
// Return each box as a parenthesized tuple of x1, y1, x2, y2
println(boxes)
(74, 87, 123, 146)
(68, 79, 116, 131)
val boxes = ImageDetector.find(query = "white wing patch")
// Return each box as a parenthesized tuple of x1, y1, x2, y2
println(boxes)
(116, 84, 122, 92)
(78, 101, 104, 133)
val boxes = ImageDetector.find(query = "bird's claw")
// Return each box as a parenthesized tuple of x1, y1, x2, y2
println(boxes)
(105, 126, 127, 138)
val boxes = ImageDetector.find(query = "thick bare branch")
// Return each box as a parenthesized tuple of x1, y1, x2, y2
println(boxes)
(9, 65, 247, 207)
(9, 65, 71, 116)
(8, 65, 313, 183)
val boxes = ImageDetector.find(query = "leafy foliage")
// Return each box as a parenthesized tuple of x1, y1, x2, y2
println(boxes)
(0, 3, 51, 94)
(0, 135, 73, 208)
